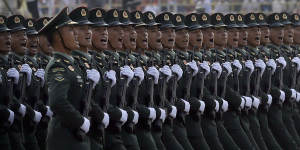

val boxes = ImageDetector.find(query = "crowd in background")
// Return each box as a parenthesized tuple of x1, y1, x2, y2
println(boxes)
(1, 0, 300, 18)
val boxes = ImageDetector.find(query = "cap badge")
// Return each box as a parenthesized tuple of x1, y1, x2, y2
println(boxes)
(43, 19, 48, 25)
(176, 15, 182, 22)
(113, 10, 118, 18)
(230, 15, 234, 21)
(123, 11, 128, 18)
(14, 16, 20, 23)
(295, 15, 299, 21)
(135, 12, 140, 19)
(191, 15, 197, 22)
(238, 15, 243, 21)
(81, 9, 87, 17)
(28, 20, 33, 27)
(202, 15, 207, 21)
(259, 14, 264, 20)
(275, 14, 280, 21)
(216, 14, 221, 21)
(164, 14, 169, 21)
(96, 10, 102, 17)
(250, 14, 255, 20)
(283, 14, 287, 20)
(0, 17, 4, 24)
(148, 13, 153, 20)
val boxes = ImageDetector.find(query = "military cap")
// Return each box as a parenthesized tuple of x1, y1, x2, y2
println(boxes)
(69, 7, 92, 25)
(155, 12, 175, 29)
(236, 14, 247, 28)
(39, 7, 77, 34)
(129, 10, 146, 26)
(7, 15, 26, 32)
(35, 17, 51, 32)
(210, 13, 226, 28)
(88, 8, 108, 27)
(224, 14, 239, 28)
(172, 14, 187, 30)
(0, 15, 10, 32)
(104, 9, 123, 26)
(291, 13, 300, 26)
(255, 13, 268, 26)
(24, 19, 38, 35)
(267, 13, 283, 27)
(197, 13, 212, 28)
(244, 13, 259, 27)
(280, 12, 292, 25)
(142, 11, 159, 26)
(185, 13, 202, 30)
(118, 10, 135, 25)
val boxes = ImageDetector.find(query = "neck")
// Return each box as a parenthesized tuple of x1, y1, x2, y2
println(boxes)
(53, 42, 71, 54)
(175, 44, 187, 51)
(79, 46, 88, 53)
(136, 47, 145, 54)
(188, 45, 201, 51)
(215, 43, 225, 50)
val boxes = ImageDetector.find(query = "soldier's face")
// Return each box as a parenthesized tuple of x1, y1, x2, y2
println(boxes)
(0, 31, 11, 54)
(11, 30, 27, 55)
(161, 28, 175, 49)
(108, 26, 124, 50)
(123, 25, 136, 50)
(283, 25, 294, 45)
(260, 26, 270, 45)
(202, 28, 214, 49)
(293, 26, 300, 44)
(59, 25, 80, 50)
(227, 28, 239, 48)
(148, 26, 162, 50)
(73, 25, 92, 48)
(91, 26, 108, 51)
(213, 27, 228, 47)
(238, 28, 248, 47)
(136, 26, 148, 49)
(270, 27, 284, 45)
(247, 27, 261, 47)
(175, 29, 189, 50)
(188, 28, 202, 49)
(38, 35, 53, 55)
(27, 35, 39, 56)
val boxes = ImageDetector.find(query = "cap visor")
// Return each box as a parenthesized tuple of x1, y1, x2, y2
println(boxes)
(108, 21, 123, 26)
(175, 25, 188, 31)
(226, 24, 239, 28)
(76, 20, 94, 25)
(159, 24, 175, 29)
(269, 23, 283, 27)
(282, 21, 292, 25)
(213, 23, 227, 28)
(188, 24, 202, 30)
(27, 29, 38, 35)
(92, 22, 108, 27)
(10, 26, 26, 32)
(246, 23, 259, 27)
(201, 24, 213, 28)
(293, 22, 300, 27)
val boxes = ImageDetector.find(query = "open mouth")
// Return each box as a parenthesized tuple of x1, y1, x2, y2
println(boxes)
(265, 36, 269, 39)
(197, 38, 202, 42)
(20, 42, 26, 47)
(209, 39, 214, 43)
(130, 38, 136, 42)
(5, 41, 11, 46)
(233, 38, 238, 42)
(279, 37, 283, 40)
(168, 38, 174, 42)
(255, 37, 259, 41)
(289, 35, 293, 38)
(156, 39, 161, 43)
(118, 37, 123, 42)
(143, 39, 148, 43)
(100, 38, 107, 42)
(243, 38, 247, 41)
(30, 44, 38, 49)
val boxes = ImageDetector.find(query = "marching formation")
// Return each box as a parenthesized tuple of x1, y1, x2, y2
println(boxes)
(1, 6, 300, 150)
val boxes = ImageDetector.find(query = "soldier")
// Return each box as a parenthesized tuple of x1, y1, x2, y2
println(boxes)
(88, 8, 113, 150)
(155, 12, 184, 150)
(0, 15, 15, 150)
(40, 7, 93, 150)
(185, 12, 211, 150)
(104, 9, 133, 150)
(171, 13, 195, 150)
(266, 13, 298, 150)
(256, 12, 283, 150)
(142, 11, 167, 150)
(34, 17, 53, 150)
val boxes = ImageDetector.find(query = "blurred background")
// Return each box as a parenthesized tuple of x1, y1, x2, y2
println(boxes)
(1, 0, 300, 18)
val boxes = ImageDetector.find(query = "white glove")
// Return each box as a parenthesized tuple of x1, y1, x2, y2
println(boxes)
(159, 65, 172, 82)
(296, 92, 300, 102)
(245, 60, 254, 75)
(148, 107, 156, 122)
(276, 57, 286, 69)
(171, 64, 183, 80)
(211, 62, 222, 78)
(20, 64, 32, 86)
(119, 108, 128, 125)
(188, 60, 198, 76)
(292, 57, 300, 72)
(34, 69, 45, 87)
(80, 117, 90, 133)
(222, 62, 232, 76)
(199, 100, 205, 114)
(240, 97, 246, 109)
(18, 104, 26, 117)
(169, 105, 177, 118)
(102, 112, 109, 128)
(132, 110, 139, 124)
(199, 61, 210, 77)
(291, 89, 297, 100)
(33, 110, 42, 123)
(87, 69, 100, 88)
(134, 67, 144, 85)
(232, 60, 242, 75)
(266, 59, 277, 74)
(279, 90, 285, 102)
(215, 100, 220, 112)
(147, 66, 160, 84)
(159, 108, 166, 122)
(7, 68, 19, 84)
(181, 99, 190, 114)
(45, 106, 53, 118)
(243, 96, 252, 108)
(255, 59, 266, 77)
(7, 109, 14, 125)
(120, 65, 134, 86)
(221, 99, 229, 112)
(105, 70, 116, 87)
(267, 94, 273, 105)
(252, 96, 261, 109)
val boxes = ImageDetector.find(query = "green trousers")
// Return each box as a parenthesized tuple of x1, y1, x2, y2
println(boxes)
(162, 118, 184, 150)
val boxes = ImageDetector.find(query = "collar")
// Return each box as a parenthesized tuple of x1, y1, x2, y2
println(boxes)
(53, 51, 74, 64)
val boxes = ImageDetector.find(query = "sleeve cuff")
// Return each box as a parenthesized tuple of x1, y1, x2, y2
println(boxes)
(80, 117, 90, 133)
